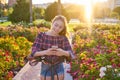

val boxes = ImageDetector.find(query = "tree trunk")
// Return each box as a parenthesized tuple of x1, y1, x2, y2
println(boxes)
(30, 0, 32, 23)
(58, 0, 61, 15)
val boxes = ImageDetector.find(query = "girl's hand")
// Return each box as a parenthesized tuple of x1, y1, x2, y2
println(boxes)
(45, 47, 57, 56)
(55, 48, 70, 57)
(55, 48, 65, 56)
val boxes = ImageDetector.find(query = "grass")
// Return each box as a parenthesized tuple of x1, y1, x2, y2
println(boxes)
(0, 21, 12, 27)
(68, 23, 85, 32)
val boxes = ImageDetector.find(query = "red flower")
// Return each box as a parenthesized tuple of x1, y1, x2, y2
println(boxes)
(117, 63, 120, 67)
(6, 57, 10, 62)
(16, 61, 19, 66)
(92, 76, 96, 80)
(7, 71, 14, 78)
(5, 51, 9, 56)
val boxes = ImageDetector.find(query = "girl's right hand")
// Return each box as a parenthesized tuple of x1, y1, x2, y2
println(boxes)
(45, 48, 57, 56)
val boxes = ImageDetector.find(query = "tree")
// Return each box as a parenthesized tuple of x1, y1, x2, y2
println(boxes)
(58, 0, 61, 14)
(8, 0, 30, 23)
(110, 12, 119, 19)
(113, 7, 120, 19)
(33, 7, 45, 19)
(64, 4, 85, 21)
(0, 2, 4, 17)
(93, 3, 111, 18)
(29, 0, 32, 23)
(45, 2, 68, 21)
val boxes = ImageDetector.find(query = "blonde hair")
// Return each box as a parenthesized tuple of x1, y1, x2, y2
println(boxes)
(51, 15, 68, 36)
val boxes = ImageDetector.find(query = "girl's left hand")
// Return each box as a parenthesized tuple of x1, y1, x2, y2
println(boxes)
(55, 48, 65, 56)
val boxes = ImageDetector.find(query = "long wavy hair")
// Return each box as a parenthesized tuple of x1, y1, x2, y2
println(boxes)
(51, 15, 68, 36)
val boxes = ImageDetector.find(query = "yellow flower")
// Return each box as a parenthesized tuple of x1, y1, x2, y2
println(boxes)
(80, 52, 87, 59)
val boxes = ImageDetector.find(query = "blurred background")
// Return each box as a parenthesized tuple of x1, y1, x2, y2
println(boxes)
(0, 0, 120, 80)
(0, 0, 120, 24)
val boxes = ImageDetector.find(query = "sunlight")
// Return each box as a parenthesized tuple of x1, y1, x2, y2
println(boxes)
(73, 0, 93, 21)
(71, 0, 107, 21)
(31, 0, 107, 21)
(85, 2, 92, 35)
(32, 0, 55, 4)
(85, 2, 92, 21)
(61, 0, 107, 21)
(93, 0, 107, 3)
(32, 0, 107, 4)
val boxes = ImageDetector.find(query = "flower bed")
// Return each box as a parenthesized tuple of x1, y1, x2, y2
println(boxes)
(69, 25, 120, 80)
(0, 36, 32, 80)
(0, 24, 120, 80)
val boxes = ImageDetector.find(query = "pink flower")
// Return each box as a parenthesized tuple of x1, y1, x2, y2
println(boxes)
(117, 54, 120, 56)
(112, 63, 117, 68)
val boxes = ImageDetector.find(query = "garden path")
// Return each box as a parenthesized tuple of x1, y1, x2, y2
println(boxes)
(13, 62, 73, 80)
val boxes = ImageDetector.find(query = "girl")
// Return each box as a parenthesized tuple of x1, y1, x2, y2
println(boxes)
(30, 15, 75, 80)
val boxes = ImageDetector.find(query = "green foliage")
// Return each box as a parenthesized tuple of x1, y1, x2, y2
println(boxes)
(33, 7, 45, 19)
(45, 2, 68, 21)
(33, 19, 51, 29)
(110, 12, 119, 19)
(0, 21, 11, 27)
(113, 7, 120, 15)
(45, 2, 58, 21)
(8, 0, 30, 23)
(8, 7, 13, 15)
(113, 7, 120, 19)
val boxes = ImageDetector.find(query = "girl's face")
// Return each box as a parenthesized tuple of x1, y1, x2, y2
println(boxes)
(51, 20, 64, 35)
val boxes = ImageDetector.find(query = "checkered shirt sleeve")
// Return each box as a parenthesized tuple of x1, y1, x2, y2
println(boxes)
(31, 32, 43, 57)
(63, 37, 76, 59)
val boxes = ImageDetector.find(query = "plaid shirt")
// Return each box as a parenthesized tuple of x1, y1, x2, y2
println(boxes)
(31, 32, 75, 61)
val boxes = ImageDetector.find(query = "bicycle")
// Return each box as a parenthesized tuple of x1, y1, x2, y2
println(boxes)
(27, 55, 71, 80)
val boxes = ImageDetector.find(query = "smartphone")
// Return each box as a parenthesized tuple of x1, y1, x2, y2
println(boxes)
(51, 46, 58, 51)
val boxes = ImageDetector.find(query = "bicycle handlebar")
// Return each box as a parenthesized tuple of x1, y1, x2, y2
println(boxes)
(27, 55, 71, 66)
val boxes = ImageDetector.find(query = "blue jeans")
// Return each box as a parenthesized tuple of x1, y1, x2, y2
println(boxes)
(40, 62, 64, 77)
